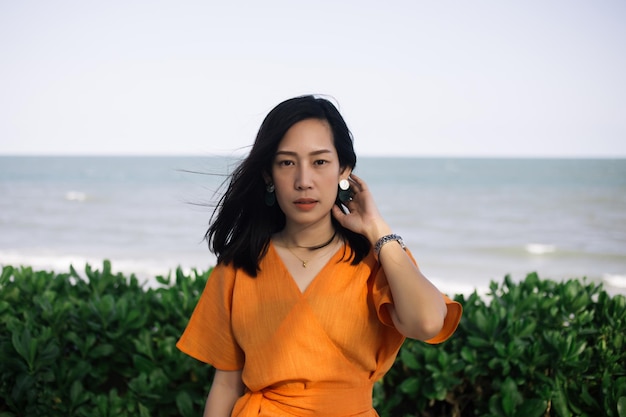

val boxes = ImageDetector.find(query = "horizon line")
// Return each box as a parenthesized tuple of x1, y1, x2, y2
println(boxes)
(1, 153, 625, 160)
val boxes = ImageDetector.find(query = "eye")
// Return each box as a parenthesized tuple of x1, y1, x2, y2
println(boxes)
(314, 159, 329, 166)
(277, 159, 294, 167)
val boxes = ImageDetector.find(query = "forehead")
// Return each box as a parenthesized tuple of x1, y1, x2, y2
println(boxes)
(277, 119, 335, 152)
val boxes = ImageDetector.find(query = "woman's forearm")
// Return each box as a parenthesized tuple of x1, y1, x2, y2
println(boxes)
(203, 369, 244, 417)
(375, 231, 447, 340)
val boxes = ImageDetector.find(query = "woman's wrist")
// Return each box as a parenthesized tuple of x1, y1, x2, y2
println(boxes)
(366, 221, 392, 245)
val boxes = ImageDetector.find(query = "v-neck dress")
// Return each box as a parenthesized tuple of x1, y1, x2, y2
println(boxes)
(177, 242, 462, 416)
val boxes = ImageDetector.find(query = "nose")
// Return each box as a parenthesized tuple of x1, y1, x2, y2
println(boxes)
(295, 164, 313, 190)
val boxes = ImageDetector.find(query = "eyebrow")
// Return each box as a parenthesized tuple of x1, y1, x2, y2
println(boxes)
(275, 149, 334, 157)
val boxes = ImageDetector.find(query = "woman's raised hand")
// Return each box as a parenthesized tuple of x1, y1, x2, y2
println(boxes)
(331, 174, 392, 244)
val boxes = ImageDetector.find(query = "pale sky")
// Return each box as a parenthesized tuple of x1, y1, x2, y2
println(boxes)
(1, 1, 625, 157)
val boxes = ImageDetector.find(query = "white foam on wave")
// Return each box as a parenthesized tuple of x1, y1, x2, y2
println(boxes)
(65, 191, 87, 202)
(0, 250, 98, 272)
(3, 249, 622, 296)
(429, 277, 489, 298)
(525, 243, 556, 255)
(0, 250, 192, 288)
(603, 274, 626, 289)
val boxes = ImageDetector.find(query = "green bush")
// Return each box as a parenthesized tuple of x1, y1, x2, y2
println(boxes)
(1, 263, 624, 417)
(375, 274, 626, 417)
(0, 261, 212, 417)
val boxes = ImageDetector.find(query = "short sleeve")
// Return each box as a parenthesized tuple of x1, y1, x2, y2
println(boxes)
(424, 294, 462, 344)
(371, 261, 396, 328)
(176, 263, 245, 370)
(371, 250, 463, 344)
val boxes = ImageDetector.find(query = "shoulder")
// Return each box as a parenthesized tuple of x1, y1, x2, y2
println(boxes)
(210, 257, 268, 291)
(203, 261, 241, 297)
(210, 261, 238, 281)
(332, 243, 379, 285)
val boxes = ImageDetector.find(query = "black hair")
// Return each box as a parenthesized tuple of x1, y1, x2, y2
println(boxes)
(205, 95, 370, 276)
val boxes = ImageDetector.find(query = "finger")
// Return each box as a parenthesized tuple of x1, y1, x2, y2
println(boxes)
(349, 174, 367, 193)
(331, 205, 348, 223)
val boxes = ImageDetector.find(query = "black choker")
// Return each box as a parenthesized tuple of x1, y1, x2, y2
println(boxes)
(297, 231, 337, 251)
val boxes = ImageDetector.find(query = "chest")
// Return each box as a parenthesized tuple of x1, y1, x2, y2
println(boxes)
(273, 243, 342, 292)
(230, 261, 381, 352)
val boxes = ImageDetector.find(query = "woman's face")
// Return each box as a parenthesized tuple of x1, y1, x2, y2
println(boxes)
(270, 118, 350, 228)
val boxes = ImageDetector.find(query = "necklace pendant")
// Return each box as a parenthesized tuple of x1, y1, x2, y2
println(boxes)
(302, 261, 307, 268)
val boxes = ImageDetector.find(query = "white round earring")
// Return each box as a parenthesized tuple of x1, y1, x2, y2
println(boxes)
(339, 179, 350, 190)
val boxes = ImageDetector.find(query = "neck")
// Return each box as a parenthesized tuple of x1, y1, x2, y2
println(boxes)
(298, 230, 337, 250)
(281, 224, 337, 251)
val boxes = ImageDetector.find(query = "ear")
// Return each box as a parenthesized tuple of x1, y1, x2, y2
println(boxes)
(339, 166, 352, 181)
(262, 171, 272, 185)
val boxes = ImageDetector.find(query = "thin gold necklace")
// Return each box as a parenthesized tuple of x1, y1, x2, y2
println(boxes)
(286, 246, 313, 268)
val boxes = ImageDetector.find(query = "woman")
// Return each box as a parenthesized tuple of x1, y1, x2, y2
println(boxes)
(177, 95, 462, 416)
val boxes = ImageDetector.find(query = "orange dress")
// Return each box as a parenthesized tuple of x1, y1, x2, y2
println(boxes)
(177, 242, 462, 416)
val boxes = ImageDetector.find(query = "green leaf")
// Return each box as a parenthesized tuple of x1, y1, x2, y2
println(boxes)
(155, 274, 171, 286)
(618, 397, 626, 417)
(103, 259, 112, 276)
(516, 321, 537, 338)
(138, 403, 151, 417)
(399, 348, 420, 370)
(176, 390, 194, 417)
(38, 341, 60, 367)
(11, 373, 35, 401)
(501, 377, 521, 416)
(133, 354, 155, 374)
(580, 383, 599, 408)
(552, 385, 572, 417)
(460, 346, 476, 363)
(467, 335, 491, 348)
(0, 300, 11, 316)
(94, 392, 108, 416)
(399, 377, 420, 395)
(70, 380, 86, 405)
(11, 328, 37, 370)
(514, 399, 547, 417)
(0, 265, 13, 285)
(90, 343, 115, 358)
(124, 308, 146, 329)
(473, 309, 490, 334)
(67, 359, 92, 382)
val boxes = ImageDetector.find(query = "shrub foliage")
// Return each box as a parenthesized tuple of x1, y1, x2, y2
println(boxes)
(0, 262, 624, 417)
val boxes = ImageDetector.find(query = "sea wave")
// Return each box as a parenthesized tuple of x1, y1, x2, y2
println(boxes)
(524, 243, 557, 255)
(479, 243, 625, 261)
(603, 274, 626, 289)
(0, 250, 197, 287)
(64, 191, 88, 202)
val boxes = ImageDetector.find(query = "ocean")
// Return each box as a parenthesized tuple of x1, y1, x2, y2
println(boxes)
(1, 156, 625, 296)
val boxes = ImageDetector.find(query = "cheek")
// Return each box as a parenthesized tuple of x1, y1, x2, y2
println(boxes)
(323, 177, 340, 197)
(273, 177, 290, 194)
(272, 179, 293, 208)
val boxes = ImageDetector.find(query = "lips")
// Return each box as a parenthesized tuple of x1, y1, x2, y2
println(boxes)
(294, 198, 318, 211)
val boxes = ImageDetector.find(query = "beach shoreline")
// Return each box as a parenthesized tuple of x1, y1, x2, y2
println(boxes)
(2, 257, 624, 299)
